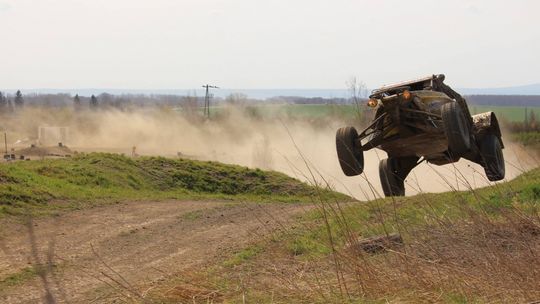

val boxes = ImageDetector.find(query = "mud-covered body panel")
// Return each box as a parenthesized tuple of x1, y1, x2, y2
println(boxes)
(472, 111, 504, 147)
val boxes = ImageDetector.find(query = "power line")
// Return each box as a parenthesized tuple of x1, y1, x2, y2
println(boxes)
(202, 84, 219, 118)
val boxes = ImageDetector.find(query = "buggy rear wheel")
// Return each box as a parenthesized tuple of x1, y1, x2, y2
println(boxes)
(379, 158, 405, 197)
(441, 101, 471, 156)
(480, 134, 505, 181)
(336, 126, 364, 176)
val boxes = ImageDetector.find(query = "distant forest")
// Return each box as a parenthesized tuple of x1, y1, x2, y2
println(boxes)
(465, 95, 540, 107)
(0, 91, 539, 109)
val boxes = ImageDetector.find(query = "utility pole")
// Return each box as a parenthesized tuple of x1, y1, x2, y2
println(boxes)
(202, 84, 219, 118)
(4, 132, 7, 155)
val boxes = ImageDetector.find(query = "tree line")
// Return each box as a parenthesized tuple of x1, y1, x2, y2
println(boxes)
(0, 91, 202, 111)
(466, 95, 540, 107)
(0, 90, 24, 112)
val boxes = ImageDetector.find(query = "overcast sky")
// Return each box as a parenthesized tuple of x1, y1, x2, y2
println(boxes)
(0, 0, 538, 90)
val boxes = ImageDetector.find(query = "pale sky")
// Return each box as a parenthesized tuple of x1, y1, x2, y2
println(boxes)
(0, 0, 538, 89)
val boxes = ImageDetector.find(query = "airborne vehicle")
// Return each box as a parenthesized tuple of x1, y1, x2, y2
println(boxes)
(336, 74, 505, 197)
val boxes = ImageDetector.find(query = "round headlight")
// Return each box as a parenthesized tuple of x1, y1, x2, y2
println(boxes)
(367, 99, 378, 107)
(402, 90, 412, 100)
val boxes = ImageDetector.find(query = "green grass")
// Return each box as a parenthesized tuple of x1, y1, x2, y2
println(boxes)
(220, 104, 539, 122)
(0, 153, 348, 216)
(287, 168, 540, 258)
(511, 131, 540, 147)
(223, 244, 264, 267)
(178, 103, 539, 125)
(469, 105, 540, 122)
(180, 209, 204, 220)
(281, 104, 540, 124)
(286, 104, 540, 125)
(0, 266, 46, 290)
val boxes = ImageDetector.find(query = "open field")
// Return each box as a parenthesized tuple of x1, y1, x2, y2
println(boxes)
(179, 104, 361, 122)
(470, 105, 540, 122)
(194, 104, 540, 123)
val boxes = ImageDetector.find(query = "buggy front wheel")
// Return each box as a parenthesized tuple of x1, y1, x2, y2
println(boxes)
(336, 126, 364, 176)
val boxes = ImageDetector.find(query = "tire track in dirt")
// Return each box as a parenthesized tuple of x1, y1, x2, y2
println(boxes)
(0, 200, 312, 303)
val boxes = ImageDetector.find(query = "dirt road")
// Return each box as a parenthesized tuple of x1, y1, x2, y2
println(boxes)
(0, 200, 311, 303)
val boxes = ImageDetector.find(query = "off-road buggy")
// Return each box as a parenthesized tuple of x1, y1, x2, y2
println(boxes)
(336, 74, 505, 197)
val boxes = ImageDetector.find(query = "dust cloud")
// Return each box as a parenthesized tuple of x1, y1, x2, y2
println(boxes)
(3, 106, 538, 200)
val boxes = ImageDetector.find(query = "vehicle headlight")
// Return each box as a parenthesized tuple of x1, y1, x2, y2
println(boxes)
(402, 90, 412, 100)
(367, 99, 378, 107)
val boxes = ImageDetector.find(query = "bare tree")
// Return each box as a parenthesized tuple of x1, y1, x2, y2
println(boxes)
(225, 93, 248, 106)
(346, 77, 369, 122)
(98, 93, 114, 108)
(180, 94, 200, 118)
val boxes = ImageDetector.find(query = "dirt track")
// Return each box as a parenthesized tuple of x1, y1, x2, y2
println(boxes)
(0, 200, 311, 303)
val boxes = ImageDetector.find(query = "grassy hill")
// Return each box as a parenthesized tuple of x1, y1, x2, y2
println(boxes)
(0, 153, 346, 216)
(150, 167, 540, 303)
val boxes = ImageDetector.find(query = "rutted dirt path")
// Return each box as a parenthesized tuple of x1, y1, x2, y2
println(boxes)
(0, 200, 312, 303)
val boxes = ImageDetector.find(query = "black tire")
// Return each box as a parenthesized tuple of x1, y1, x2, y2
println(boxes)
(379, 158, 405, 197)
(480, 134, 505, 181)
(441, 102, 471, 156)
(336, 126, 364, 176)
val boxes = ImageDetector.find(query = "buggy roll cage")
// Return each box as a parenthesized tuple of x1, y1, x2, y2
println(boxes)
(368, 74, 473, 125)
(355, 74, 474, 151)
